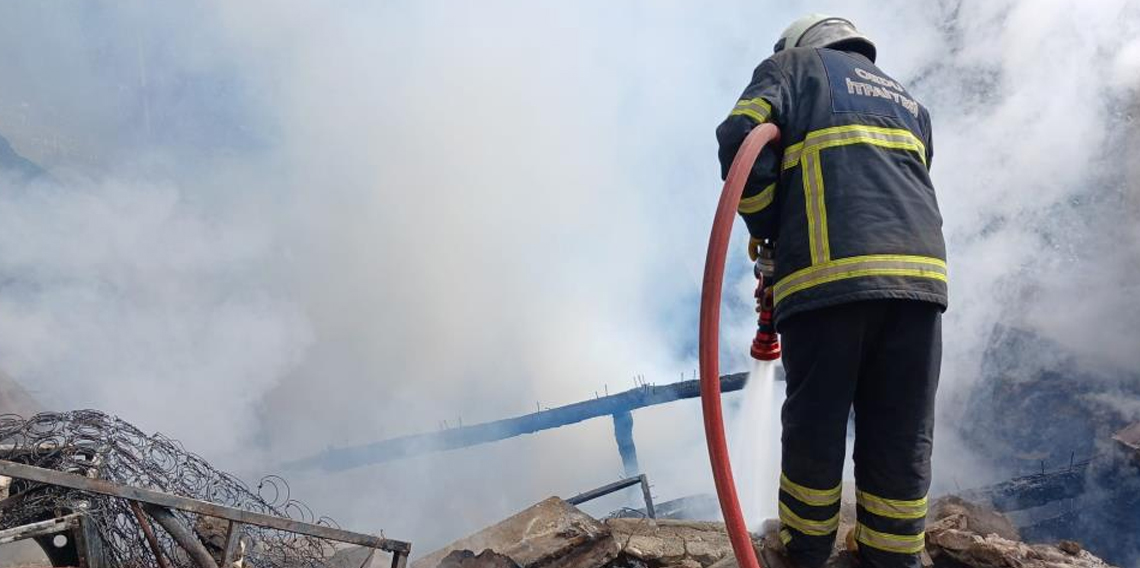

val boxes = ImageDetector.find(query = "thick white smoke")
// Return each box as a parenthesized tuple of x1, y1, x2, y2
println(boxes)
(0, 0, 1137, 555)
(0, 174, 311, 453)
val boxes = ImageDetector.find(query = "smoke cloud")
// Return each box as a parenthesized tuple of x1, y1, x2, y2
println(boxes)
(0, 0, 1137, 555)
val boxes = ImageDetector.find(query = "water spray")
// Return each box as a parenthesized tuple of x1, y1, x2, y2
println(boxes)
(699, 123, 780, 568)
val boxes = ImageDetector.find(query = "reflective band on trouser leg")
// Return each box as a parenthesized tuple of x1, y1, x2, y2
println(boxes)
(853, 523, 925, 555)
(856, 490, 928, 520)
(778, 502, 840, 537)
(779, 529, 792, 545)
(780, 473, 841, 507)
(773, 255, 947, 305)
(782, 125, 926, 171)
(738, 183, 775, 214)
(729, 97, 772, 124)
(778, 473, 841, 549)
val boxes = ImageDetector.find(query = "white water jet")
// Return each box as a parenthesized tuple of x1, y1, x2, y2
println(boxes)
(727, 359, 786, 529)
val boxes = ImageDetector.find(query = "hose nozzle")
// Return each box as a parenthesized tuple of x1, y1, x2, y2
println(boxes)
(751, 241, 781, 361)
(751, 332, 781, 361)
(750, 313, 781, 361)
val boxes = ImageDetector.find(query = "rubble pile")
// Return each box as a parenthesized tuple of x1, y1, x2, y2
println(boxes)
(924, 497, 1113, 568)
(954, 327, 1140, 564)
(411, 495, 1117, 568)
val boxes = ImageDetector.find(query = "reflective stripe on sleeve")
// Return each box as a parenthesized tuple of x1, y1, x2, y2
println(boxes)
(773, 255, 947, 305)
(780, 473, 841, 507)
(738, 183, 776, 214)
(856, 490, 928, 520)
(853, 523, 925, 555)
(778, 502, 840, 536)
(730, 97, 772, 123)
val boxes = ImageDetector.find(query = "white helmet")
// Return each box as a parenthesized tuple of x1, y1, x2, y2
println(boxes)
(774, 14, 876, 62)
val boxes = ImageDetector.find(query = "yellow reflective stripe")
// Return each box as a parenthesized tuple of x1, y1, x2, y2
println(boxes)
(730, 97, 772, 123)
(857, 490, 928, 520)
(813, 136, 924, 161)
(779, 529, 792, 545)
(779, 502, 840, 536)
(811, 150, 829, 263)
(773, 255, 947, 305)
(731, 108, 769, 123)
(854, 523, 925, 555)
(781, 125, 925, 170)
(783, 145, 803, 170)
(780, 473, 841, 507)
(802, 151, 821, 263)
(782, 141, 804, 170)
(788, 128, 924, 265)
(738, 183, 776, 214)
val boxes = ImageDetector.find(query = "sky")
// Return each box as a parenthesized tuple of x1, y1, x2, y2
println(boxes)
(0, 0, 1138, 556)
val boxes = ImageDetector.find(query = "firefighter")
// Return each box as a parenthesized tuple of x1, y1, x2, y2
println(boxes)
(715, 14, 948, 568)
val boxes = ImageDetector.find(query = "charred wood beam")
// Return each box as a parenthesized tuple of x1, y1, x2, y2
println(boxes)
(142, 504, 219, 568)
(959, 461, 1090, 512)
(130, 501, 171, 568)
(221, 521, 243, 568)
(288, 372, 753, 472)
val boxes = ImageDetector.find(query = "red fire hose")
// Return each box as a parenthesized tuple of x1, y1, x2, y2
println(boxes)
(700, 123, 780, 568)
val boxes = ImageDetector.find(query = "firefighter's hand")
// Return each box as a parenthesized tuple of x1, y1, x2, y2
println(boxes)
(747, 237, 762, 262)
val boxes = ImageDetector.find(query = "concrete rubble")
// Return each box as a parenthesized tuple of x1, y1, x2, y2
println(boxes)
(411, 498, 619, 568)
(436, 550, 521, 568)
(606, 519, 735, 568)
(412, 495, 1117, 568)
(925, 497, 1113, 568)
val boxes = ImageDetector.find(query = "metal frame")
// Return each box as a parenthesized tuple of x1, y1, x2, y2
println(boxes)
(0, 460, 411, 568)
(0, 516, 78, 546)
(565, 474, 655, 519)
(0, 512, 104, 568)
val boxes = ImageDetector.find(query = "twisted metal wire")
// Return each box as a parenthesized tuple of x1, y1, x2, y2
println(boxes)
(0, 410, 346, 567)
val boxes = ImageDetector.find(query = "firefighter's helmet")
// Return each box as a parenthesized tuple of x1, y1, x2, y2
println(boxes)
(774, 14, 876, 62)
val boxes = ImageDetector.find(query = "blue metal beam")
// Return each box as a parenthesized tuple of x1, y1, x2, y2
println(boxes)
(612, 410, 639, 478)
(287, 372, 751, 472)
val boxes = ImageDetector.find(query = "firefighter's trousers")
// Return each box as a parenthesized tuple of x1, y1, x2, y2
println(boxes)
(776, 299, 941, 568)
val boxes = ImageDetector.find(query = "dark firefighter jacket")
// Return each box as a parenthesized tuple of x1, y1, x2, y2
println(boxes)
(717, 47, 948, 326)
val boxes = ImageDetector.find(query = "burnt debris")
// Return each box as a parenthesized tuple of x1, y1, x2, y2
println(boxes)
(0, 410, 411, 568)
(958, 326, 1140, 566)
